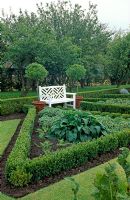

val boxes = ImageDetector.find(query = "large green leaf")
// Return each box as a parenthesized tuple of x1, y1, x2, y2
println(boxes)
(66, 131, 77, 142)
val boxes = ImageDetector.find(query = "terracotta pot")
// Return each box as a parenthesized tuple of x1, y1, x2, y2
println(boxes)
(32, 101, 46, 112)
(76, 96, 83, 108)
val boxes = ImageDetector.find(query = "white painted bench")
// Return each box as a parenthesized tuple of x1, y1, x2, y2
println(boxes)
(39, 85, 76, 109)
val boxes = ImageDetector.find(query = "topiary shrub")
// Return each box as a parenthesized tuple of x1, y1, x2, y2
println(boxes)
(47, 112, 108, 143)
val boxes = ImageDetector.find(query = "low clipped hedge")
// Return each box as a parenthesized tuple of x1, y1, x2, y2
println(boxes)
(5, 108, 130, 187)
(102, 94, 130, 98)
(77, 87, 130, 98)
(80, 101, 130, 114)
(0, 96, 37, 115)
(5, 107, 36, 186)
(25, 130, 130, 182)
(83, 98, 106, 102)
(89, 111, 130, 119)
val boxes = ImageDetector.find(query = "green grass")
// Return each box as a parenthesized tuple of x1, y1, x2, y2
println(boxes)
(0, 91, 37, 99)
(0, 119, 20, 156)
(20, 159, 116, 200)
(0, 159, 116, 200)
(1, 84, 130, 99)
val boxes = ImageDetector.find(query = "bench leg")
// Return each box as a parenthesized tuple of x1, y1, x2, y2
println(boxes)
(64, 102, 67, 108)
(49, 103, 52, 107)
(73, 100, 76, 109)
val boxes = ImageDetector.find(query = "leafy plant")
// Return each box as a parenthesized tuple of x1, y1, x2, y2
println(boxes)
(47, 112, 108, 143)
(118, 147, 130, 192)
(38, 107, 65, 133)
(95, 115, 130, 133)
(35, 141, 52, 155)
(40, 141, 52, 155)
(65, 177, 80, 200)
(93, 163, 128, 200)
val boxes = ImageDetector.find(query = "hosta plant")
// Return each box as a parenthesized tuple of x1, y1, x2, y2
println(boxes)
(47, 112, 108, 143)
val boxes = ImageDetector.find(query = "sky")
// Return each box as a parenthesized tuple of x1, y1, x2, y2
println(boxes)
(0, 0, 130, 31)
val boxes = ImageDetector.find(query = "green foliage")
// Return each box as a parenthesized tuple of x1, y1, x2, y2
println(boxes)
(105, 34, 130, 85)
(47, 112, 108, 143)
(9, 168, 32, 187)
(1, 1, 112, 90)
(65, 177, 80, 200)
(93, 163, 128, 200)
(25, 62, 48, 83)
(6, 107, 36, 186)
(66, 64, 86, 81)
(81, 101, 130, 114)
(118, 147, 130, 192)
(40, 141, 52, 155)
(78, 87, 130, 98)
(38, 107, 65, 133)
(66, 64, 86, 89)
(103, 94, 130, 98)
(0, 96, 37, 115)
(95, 115, 130, 133)
(6, 125, 130, 186)
(97, 99, 130, 106)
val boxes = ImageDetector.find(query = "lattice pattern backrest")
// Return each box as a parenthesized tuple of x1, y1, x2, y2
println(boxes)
(39, 85, 66, 101)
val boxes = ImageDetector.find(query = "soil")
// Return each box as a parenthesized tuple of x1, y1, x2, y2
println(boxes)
(0, 114, 130, 198)
(0, 113, 25, 121)
(30, 117, 71, 158)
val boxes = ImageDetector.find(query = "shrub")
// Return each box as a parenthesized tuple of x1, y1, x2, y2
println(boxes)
(6, 107, 36, 186)
(5, 108, 130, 187)
(47, 112, 108, 143)
(80, 101, 130, 114)
(9, 168, 32, 187)
(38, 107, 65, 132)
(77, 87, 130, 98)
(93, 163, 128, 200)
(0, 96, 37, 115)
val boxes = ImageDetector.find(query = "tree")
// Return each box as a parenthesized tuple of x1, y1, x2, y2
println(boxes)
(66, 64, 86, 91)
(105, 33, 130, 85)
(25, 63, 48, 93)
(0, 1, 112, 91)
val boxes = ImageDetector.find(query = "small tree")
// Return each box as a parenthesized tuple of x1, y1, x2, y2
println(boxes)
(25, 62, 48, 94)
(66, 64, 86, 92)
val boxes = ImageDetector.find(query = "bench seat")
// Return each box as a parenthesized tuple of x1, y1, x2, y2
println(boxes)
(39, 85, 76, 109)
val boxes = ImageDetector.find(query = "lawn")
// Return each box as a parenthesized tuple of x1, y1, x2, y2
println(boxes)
(0, 119, 20, 156)
(0, 159, 116, 200)
(1, 84, 130, 99)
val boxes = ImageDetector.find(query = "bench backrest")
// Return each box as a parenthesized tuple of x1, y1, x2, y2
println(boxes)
(39, 85, 66, 101)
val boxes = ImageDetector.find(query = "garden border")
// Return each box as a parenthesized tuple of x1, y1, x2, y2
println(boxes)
(81, 101, 130, 114)
(0, 96, 37, 115)
(5, 107, 130, 187)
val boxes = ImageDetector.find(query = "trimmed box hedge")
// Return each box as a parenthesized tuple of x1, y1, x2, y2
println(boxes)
(5, 108, 130, 187)
(80, 101, 130, 114)
(77, 87, 130, 98)
(5, 107, 36, 186)
(0, 96, 37, 115)
(102, 94, 130, 98)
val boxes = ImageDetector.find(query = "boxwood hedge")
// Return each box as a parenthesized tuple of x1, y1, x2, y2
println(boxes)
(80, 101, 130, 114)
(0, 96, 37, 115)
(5, 108, 130, 187)
(77, 87, 130, 98)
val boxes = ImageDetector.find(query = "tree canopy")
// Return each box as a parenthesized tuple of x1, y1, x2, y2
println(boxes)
(0, 1, 130, 91)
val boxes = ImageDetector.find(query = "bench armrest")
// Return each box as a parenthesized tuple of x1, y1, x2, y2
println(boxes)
(66, 93, 76, 100)
(66, 93, 76, 95)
